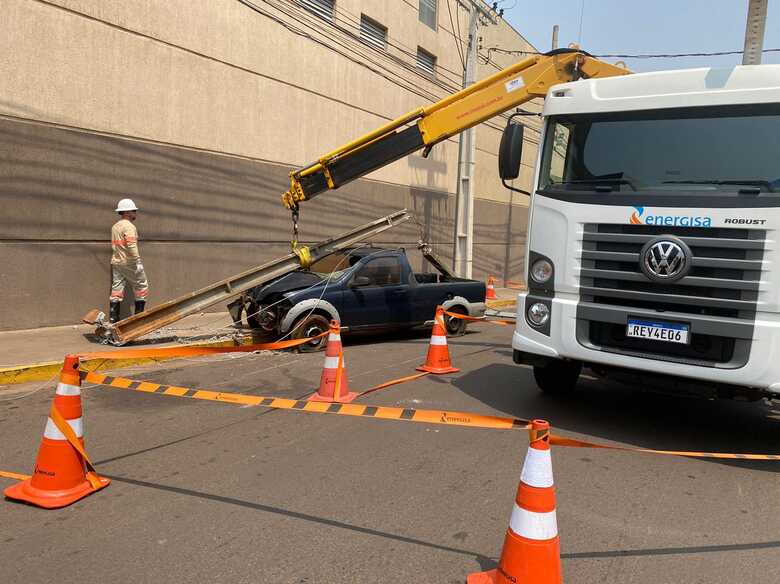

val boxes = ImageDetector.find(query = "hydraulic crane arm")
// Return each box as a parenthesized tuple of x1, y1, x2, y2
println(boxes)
(281, 48, 629, 210)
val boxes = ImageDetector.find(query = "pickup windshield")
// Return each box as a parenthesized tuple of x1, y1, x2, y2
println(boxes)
(539, 105, 780, 196)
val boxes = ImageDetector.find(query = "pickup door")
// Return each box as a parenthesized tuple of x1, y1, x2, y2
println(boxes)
(340, 255, 411, 328)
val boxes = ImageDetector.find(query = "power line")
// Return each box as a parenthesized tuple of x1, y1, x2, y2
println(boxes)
(283, 0, 471, 94)
(262, 0, 519, 135)
(446, 0, 466, 70)
(314, 0, 469, 83)
(261, 0, 462, 96)
(236, 0, 524, 153)
(484, 46, 780, 59)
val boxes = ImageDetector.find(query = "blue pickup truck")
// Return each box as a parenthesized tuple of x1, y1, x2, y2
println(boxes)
(228, 246, 487, 350)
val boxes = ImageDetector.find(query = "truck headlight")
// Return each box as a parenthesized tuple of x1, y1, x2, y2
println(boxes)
(527, 302, 550, 327)
(530, 259, 553, 284)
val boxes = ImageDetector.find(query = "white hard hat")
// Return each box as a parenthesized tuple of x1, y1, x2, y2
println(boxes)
(115, 198, 138, 213)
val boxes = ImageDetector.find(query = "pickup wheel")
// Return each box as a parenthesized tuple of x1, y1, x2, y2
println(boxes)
(533, 361, 582, 395)
(443, 306, 468, 336)
(292, 314, 331, 352)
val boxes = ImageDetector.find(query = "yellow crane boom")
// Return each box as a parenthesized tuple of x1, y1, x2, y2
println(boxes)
(281, 48, 629, 212)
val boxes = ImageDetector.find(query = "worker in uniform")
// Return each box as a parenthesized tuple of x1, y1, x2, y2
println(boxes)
(109, 198, 149, 323)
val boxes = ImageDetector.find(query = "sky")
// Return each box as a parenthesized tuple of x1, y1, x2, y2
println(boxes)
(502, 0, 780, 72)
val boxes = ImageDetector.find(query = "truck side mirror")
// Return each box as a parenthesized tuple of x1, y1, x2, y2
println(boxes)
(351, 275, 371, 287)
(498, 122, 524, 180)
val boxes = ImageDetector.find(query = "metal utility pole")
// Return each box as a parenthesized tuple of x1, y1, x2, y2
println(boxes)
(551, 25, 559, 50)
(453, 1, 497, 278)
(742, 0, 768, 65)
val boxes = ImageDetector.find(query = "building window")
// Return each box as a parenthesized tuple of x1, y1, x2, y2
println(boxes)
(360, 15, 388, 50)
(300, 0, 335, 22)
(416, 47, 437, 77)
(419, 0, 437, 30)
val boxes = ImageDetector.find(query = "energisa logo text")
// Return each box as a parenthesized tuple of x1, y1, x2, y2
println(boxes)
(630, 207, 712, 227)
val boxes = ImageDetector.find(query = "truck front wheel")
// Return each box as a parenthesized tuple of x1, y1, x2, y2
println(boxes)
(292, 314, 331, 352)
(533, 361, 582, 395)
(443, 306, 468, 336)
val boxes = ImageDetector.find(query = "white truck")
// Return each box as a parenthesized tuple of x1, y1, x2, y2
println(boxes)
(507, 65, 780, 400)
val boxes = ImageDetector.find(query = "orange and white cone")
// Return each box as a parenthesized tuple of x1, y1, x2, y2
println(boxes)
(307, 320, 358, 403)
(4, 355, 110, 509)
(486, 276, 498, 300)
(467, 420, 561, 584)
(417, 306, 459, 374)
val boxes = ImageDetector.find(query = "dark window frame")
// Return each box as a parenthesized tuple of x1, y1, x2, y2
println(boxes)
(359, 14, 388, 50)
(353, 256, 403, 287)
(300, 0, 335, 22)
(416, 46, 437, 77)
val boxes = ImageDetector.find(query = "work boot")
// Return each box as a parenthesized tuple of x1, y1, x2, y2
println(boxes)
(109, 301, 121, 324)
(134, 300, 146, 315)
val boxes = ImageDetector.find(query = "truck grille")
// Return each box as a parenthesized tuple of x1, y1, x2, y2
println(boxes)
(577, 223, 766, 366)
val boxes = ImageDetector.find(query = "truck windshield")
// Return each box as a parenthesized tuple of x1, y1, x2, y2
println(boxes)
(539, 105, 780, 196)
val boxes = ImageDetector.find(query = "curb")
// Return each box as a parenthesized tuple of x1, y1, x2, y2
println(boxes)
(486, 299, 517, 310)
(0, 335, 260, 388)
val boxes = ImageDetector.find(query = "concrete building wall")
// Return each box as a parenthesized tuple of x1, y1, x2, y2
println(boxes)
(0, 0, 537, 330)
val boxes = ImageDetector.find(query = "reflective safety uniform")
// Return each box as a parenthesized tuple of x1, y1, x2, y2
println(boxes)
(110, 219, 149, 302)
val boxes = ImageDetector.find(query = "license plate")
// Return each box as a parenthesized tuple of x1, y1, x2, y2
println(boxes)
(626, 319, 689, 344)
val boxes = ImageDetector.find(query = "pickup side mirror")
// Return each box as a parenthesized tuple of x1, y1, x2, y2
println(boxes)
(351, 275, 371, 287)
(498, 122, 524, 180)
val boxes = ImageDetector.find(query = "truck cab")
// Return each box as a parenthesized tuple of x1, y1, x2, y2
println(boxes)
(510, 65, 780, 399)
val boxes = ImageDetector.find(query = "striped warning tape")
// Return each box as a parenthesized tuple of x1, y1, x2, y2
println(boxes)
(79, 371, 780, 461)
(79, 371, 780, 460)
(80, 371, 532, 431)
(549, 434, 780, 461)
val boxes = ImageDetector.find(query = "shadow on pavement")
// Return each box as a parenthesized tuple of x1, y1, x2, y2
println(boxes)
(450, 363, 780, 472)
(103, 473, 496, 569)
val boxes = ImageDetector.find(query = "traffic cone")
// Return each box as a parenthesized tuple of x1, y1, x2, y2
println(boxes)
(5, 355, 110, 509)
(417, 306, 459, 374)
(486, 276, 498, 300)
(307, 320, 358, 403)
(467, 420, 561, 584)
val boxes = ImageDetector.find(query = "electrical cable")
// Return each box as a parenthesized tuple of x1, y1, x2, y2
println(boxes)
(484, 46, 780, 60)
(280, 0, 532, 138)
(446, 0, 466, 70)
(329, 1, 469, 81)
(241, 0, 519, 141)
(237, 0, 452, 104)
(276, 0, 466, 91)
(279, 0, 519, 137)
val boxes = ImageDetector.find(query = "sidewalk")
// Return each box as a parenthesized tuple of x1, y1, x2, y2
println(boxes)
(0, 312, 235, 367)
(0, 288, 520, 386)
(0, 312, 244, 386)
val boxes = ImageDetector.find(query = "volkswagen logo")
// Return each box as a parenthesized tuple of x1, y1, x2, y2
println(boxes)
(639, 237, 691, 282)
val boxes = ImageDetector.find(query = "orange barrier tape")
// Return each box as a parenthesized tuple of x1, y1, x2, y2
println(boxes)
(0, 470, 30, 481)
(550, 434, 780, 461)
(358, 371, 430, 397)
(81, 371, 532, 431)
(78, 331, 329, 361)
(443, 310, 515, 326)
(505, 280, 526, 290)
(49, 404, 105, 489)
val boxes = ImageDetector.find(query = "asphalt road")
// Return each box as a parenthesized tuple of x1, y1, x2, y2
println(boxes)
(2, 325, 779, 584)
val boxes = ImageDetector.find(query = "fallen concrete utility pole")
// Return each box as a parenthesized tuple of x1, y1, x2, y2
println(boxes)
(83, 210, 412, 345)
